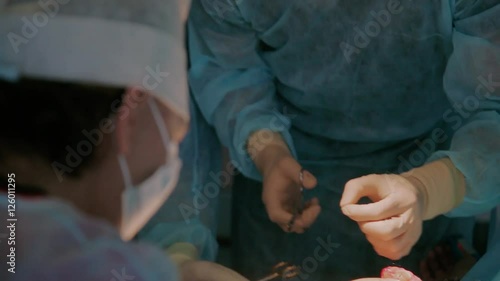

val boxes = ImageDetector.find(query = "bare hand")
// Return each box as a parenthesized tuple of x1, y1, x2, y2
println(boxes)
(262, 154, 320, 233)
(249, 130, 321, 233)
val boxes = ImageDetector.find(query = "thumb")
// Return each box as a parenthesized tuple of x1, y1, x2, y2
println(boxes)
(300, 169, 317, 190)
(281, 158, 317, 189)
(340, 174, 393, 208)
(340, 174, 385, 208)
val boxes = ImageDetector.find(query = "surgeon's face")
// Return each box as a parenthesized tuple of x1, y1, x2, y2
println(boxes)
(89, 87, 188, 227)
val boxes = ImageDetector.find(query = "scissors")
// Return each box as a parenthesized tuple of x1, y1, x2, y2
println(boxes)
(255, 262, 301, 281)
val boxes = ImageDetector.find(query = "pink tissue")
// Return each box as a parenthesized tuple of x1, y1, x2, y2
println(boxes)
(381, 266, 422, 281)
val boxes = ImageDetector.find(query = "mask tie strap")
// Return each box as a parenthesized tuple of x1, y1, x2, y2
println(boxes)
(147, 98, 178, 159)
(118, 155, 134, 190)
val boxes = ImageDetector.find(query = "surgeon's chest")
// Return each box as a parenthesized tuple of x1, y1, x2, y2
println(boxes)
(239, 0, 451, 60)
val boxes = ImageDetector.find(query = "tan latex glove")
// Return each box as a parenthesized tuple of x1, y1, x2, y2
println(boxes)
(248, 130, 321, 233)
(167, 243, 249, 281)
(401, 158, 466, 220)
(178, 261, 249, 281)
(166, 243, 199, 266)
(340, 159, 465, 260)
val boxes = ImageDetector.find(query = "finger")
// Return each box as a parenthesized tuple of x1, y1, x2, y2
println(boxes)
(299, 169, 318, 189)
(442, 245, 455, 271)
(304, 197, 320, 209)
(304, 198, 318, 209)
(427, 250, 441, 278)
(264, 191, 319, 224)
(278, 220, 306, 234)
(420, 260, 432, 281)
(434, 269, 447, 281)
(367, 232, 414, 260)
(271, 209, 310, 234)
(285, 202, 320, 234)
(266, 205, 294, 226)
(340, 174, 410, 222)
(342, 194, 404, 222)
(435, 245, 453, 272)
(262, 157, 304, 198)
(303, 197, 320, 209)
(294, 200, 321, 229)
(277, 219, 304, 234)
(340, 175, 386, 207)
(358, 216, 408, 242)
(280, 158, 316, 188)
(262, 184, 298, 225)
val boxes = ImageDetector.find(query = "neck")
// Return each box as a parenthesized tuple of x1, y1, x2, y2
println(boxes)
(3, 153, 124, 227)
(45, 157, 124, 225)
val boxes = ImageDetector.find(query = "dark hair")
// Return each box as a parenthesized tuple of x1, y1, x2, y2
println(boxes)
(0, 78, 124, 178)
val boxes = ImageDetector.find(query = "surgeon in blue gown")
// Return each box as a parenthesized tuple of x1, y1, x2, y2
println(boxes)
(188, 0, 500, 280)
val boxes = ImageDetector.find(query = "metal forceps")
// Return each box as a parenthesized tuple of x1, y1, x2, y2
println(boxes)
(255, 262, 301, 281)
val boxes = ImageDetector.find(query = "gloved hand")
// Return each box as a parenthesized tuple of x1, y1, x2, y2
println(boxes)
(178, 261, 250, 281)
(340, 173, 424, 260)
(340, 159, 466, 260)
(167, 242, 199, 266)
(248, 130, 321, 233)
(167, 243, 249, 281)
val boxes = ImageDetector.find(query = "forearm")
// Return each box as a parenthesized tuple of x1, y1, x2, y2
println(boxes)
(247, 130, 293, 176)
(402, 158, 466, 220)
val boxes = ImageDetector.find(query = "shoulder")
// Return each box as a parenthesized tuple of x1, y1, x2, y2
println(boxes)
(10, 235, 178, 281)
(0, 197, 179, 281)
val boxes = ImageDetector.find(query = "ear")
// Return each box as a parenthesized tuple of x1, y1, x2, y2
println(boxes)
(115, 87, 148, 155)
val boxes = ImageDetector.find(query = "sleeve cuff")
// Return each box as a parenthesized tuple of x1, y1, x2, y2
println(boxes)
(230, 112, 297, 182)
(428, 151, 499, 217)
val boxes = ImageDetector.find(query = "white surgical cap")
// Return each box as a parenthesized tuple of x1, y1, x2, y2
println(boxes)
(0, 0, 191, 121)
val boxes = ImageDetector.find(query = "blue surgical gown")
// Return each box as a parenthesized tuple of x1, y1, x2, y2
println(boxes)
(0, 196, 178, 281)
(189, 0, 500, 279)
(462, 207, 500, 281)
